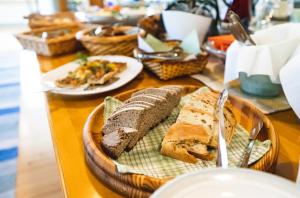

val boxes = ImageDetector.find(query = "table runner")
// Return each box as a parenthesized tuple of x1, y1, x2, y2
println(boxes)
(103, 87, 271, 178)
(0, 66, 20, 198)
(0, 34, 21, 198)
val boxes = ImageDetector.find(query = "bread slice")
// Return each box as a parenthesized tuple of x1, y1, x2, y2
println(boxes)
(160, 85, 183, 96)
(125, 94, 167, 104)
(177, 91, 236, 148)
(161, 90, 237, 163)
(160, 123, 214, 163)
(103, 106, 146, 135)
(132, 88, 181, 118)
(209, 106, 237, 147)
(102, 127, 137, 159)
(102, 87, 182, 158)
(116, 101, 155, 111)
(132, 88, 175, 98)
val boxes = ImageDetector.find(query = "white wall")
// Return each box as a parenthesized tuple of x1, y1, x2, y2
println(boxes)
(0, 0, 57, 25)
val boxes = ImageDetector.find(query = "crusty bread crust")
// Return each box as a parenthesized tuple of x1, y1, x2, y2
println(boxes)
(161, 123, 214, 163)
(160, 90, 237, 163)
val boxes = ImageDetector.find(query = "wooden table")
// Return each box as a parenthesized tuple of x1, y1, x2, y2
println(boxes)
(34, 52, 300, 198)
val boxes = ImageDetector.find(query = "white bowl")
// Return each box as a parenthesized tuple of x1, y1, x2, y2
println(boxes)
(151, 168, 300, 198)
(162, 10, 212, 44)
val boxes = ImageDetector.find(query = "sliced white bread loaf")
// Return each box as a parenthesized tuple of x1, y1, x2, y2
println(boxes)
(161, 90, 236, 163)
(161, 123, 214, 163)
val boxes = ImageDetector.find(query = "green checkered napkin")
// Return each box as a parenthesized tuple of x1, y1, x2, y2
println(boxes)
(104, 87, 271, 178)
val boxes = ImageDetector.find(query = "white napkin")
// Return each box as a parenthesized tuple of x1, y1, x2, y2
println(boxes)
(224, 23, 300, 118)
(138, 31, 201, 55)
(138, 34, 172, 53)
(162, 10, 212, 44)
(224, 23, 300, 84)
(279, 45, 300, 118)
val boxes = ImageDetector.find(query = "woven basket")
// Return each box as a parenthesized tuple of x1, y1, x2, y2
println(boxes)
(16, 25, 81, 56)
(77, 26, 137, 56)
(26, 12, 79, 29)
(142, 53, 209, 80)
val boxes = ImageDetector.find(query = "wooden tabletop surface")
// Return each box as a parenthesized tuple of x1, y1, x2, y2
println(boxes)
(34, 52, 300, 198)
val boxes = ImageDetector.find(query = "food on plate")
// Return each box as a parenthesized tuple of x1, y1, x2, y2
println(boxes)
(55, 59, 126, 88)
(101, 86, 182, 159)
(161, 90, 237, 163)
(208, 34, 235, 51)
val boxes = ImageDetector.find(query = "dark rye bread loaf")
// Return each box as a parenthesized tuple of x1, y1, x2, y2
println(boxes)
(102, 127, 137, 159)
(132, 88, 180, 119)
(102, 106, 146, 135)
(115, 101, 155, 112)
(160, 85, 183, 96)
(126, 88, 181, 150)
(102, 87, 182, 159)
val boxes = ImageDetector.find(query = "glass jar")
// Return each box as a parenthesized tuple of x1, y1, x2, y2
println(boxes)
(272, 0, 294, 20)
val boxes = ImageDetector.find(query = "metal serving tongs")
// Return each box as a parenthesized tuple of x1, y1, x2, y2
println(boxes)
(227, 11, 256, 46)
(215, 89, 229, 168)
(240, 120, 263, 167)
(133, 47, 184, 61)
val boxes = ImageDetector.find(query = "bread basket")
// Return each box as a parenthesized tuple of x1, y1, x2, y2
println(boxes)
(77, 26, 137, 56)
(142, 52, 209, 80)
(16, 25, 82, 56)
(26, 12, 79, 29)
(138, 15, 208, 80)
(136, 39, 209, 80)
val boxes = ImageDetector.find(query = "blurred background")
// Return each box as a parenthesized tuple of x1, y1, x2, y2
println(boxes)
(1, 1, 300, 198)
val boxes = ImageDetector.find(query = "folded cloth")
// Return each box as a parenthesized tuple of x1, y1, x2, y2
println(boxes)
(103, 87, 271, 178)
(224, 23, 300, 84)
(280, 45, 300, 118)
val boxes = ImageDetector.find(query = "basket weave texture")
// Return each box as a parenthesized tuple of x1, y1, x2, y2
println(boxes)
(78, 26, 137, 56)
(143, 53, 209, 80)
(16, 25, 81, 56)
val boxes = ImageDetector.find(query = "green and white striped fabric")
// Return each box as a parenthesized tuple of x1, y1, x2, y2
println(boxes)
(103, 87, 271, 178)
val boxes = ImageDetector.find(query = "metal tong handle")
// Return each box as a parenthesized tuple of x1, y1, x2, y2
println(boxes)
(227, 10, 256, 46)
(133, 47, 183, 61)
(240, 121, 263, 167)
(216, 89, 229, 168)
(240, 129, 256, 168)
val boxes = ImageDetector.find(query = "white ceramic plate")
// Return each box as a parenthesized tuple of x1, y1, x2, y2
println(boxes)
(151, 168, 300, 198)
(42, 55, 143, 96)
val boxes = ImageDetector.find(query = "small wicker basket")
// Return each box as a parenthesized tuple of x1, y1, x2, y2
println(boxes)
(26, 12, 79, 29)
(16, 25, 81, 56)
(142, 53, 209, 80)
(77, 26, 137, 56)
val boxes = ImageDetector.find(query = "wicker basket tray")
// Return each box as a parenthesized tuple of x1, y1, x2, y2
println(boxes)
(16, 25, 82, 56)
(142, 52, 209, 80)
(83, 85, 279, 198)
(77, 26, 137, 56)
(26, 12, 79, 29)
